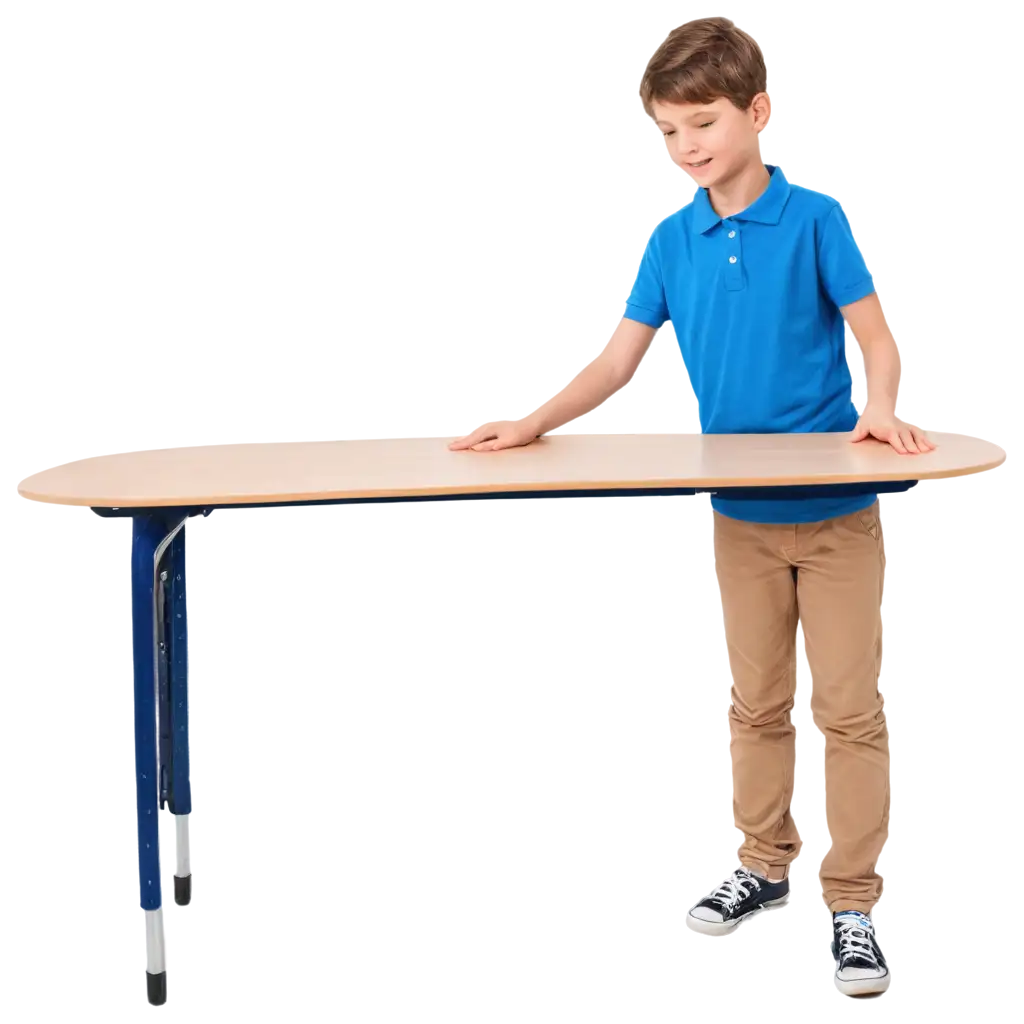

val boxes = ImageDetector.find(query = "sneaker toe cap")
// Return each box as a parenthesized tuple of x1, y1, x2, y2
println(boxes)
(689, 905, 725, 923)
(838, 966, 885, 981)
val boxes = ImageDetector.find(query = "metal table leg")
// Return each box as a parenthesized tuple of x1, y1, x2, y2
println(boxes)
(131, 511, 192, 1006)
(159, 525, 193, 906)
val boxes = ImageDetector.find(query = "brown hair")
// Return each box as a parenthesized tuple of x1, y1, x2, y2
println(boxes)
(639, 17, 767, 118)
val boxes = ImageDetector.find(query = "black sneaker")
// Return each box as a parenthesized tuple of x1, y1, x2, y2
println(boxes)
(686, 866, 790, 935)
(831, 910, 891, 996)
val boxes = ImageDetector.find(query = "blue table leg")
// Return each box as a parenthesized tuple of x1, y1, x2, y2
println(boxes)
(160, 526, 193, 905)
(128, 552, 138, 790)
(131, 511, 189, 1006)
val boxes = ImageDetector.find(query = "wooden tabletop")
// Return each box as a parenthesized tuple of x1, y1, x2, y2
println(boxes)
(16, 431, 1006, 509)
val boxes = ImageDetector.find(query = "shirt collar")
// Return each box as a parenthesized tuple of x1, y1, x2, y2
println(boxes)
(692, 163, 791, 234)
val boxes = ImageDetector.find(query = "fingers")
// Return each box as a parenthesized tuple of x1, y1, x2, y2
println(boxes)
(854, 418, 939, 454)
(914, 428, 937, 452)
(898, 429, 919, 454)
(894, 426, 938, 455)
(448, 425, 495, 450)
(452, 418, 542, 452)
(468, 433, 517, 451)
(889, 432, 909, 454)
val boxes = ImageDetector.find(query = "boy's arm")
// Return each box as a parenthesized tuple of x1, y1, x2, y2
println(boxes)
(523, 317, 658, 436)
(448, 315, 655, 452)
(840, 292, 936, 454)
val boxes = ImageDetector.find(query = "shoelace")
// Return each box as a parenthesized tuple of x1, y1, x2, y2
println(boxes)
(834, 915, 881, 967)
(709, 868, 761, 910)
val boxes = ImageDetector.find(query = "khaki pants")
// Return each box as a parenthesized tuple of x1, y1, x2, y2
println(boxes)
(712, 500, 889, 914)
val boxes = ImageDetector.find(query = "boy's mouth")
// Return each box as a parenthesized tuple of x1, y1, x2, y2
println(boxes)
(687, 158, 712, 168)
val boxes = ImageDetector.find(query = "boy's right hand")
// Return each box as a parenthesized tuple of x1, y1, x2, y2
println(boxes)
(447, 419, 541, 452)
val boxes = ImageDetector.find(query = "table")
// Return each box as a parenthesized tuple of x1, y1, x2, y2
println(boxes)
(16, 430, 1006, 1005)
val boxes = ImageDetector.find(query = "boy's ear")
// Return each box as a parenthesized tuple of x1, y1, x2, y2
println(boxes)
(753, 88, 774, 134)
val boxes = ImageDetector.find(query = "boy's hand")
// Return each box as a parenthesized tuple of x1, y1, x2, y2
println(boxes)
(850, 404, 937, 454)
(448, 419, 541, 452)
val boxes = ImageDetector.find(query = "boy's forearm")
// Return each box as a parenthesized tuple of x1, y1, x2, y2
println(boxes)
(524, 319, 659, 432)
(843, 290, 901, 413)
(862, 333, 901, 413)
(523, 357, 627, 437)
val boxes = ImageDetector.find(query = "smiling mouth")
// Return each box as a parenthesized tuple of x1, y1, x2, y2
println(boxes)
(687, 158, 712, 167)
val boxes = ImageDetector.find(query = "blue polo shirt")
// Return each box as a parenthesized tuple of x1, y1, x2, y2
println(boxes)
(624, 164, 878, 524)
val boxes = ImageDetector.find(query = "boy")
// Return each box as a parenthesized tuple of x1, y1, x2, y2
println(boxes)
(448, 16, 934, 998)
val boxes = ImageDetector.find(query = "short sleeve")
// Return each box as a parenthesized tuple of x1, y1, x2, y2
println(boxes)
(624, 228, 670, 328)
(817, 203, 875, 308)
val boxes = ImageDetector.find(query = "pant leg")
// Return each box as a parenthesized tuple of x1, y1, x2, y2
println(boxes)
(713, 510, 803, 881)
(794, 500, 889, 914)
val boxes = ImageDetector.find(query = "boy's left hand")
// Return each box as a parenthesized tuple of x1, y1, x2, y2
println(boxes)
(850, 405, 937, 454)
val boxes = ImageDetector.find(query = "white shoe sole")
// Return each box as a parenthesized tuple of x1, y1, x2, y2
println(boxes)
(685, 893, 790, 936)
(835, 969, 891, 996)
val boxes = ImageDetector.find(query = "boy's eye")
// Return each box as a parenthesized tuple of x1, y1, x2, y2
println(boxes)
(661, 122, 714, 137)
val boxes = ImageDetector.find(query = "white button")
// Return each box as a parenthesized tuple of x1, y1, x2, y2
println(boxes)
(729, 255, 737, 263)
(728, 230, 736, 238)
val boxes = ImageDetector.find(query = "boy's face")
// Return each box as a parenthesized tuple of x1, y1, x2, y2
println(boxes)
(651, 94, 769, 185)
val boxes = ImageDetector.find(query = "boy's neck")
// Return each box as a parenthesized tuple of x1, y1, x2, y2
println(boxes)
(704, 158, 772, 219)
